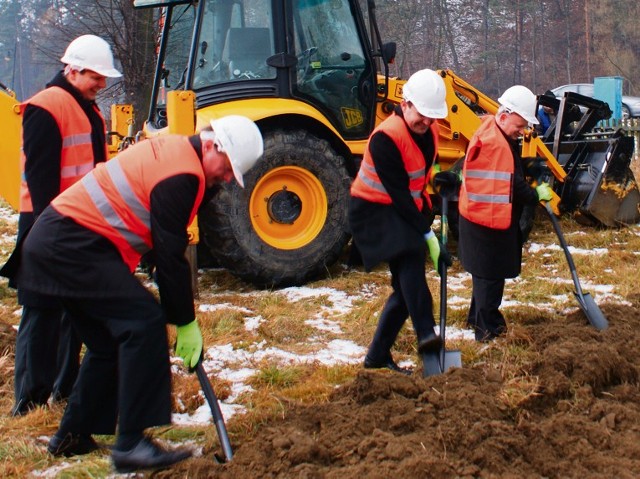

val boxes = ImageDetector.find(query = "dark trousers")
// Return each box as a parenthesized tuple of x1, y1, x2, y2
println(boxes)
(467, 275, 507, 341)
(367, 251, 435, 362)
(57, 294, 172, 436)
(13, 305, 82, 407)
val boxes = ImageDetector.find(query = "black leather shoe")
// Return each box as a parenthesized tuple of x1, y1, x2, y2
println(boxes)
(418, 332, 443, 354)
(48, 432, 100, 457)
(111, 437, 192, 473)
(364, 355, 412, 375)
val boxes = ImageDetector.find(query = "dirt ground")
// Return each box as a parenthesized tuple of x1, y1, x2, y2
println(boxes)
(146, 295, 640, 478)
(2, 300, 639, 478)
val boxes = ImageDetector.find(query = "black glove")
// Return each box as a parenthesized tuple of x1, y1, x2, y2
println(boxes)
(437, 243, 453, 276)
(522, 157, 549, 182)
(434, 170, 461, 187)
(434, 170, 461, 199)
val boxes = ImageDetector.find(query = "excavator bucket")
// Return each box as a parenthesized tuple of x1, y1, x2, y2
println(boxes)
(542, 91, 640, 227)
(556, 134, 640, 226)
(0, 84, 21, 211)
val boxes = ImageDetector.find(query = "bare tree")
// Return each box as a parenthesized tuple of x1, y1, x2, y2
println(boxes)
(434, 0, 461, 71)
(22, 0, 156, 129)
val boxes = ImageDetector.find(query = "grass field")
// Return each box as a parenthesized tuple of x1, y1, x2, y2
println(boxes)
(0, 181, 639, 477)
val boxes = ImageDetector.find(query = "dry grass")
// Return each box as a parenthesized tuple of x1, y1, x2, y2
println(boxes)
(0, 194, 639, 477)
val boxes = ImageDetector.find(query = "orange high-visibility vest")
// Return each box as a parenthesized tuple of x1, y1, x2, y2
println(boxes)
(19, 86, 107, 212)
(52, 136, 205, 271)
(459, 116, 514, 230)
(350, 113, 439, 211)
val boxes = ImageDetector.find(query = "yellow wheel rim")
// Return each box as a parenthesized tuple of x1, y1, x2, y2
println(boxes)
(249, 166, 328, 250)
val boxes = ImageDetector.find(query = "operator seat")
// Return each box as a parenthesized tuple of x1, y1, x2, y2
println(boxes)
(222, 27, 272, 79)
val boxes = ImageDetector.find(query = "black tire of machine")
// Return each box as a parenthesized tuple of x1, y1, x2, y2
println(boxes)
(199, 129, 352, 288)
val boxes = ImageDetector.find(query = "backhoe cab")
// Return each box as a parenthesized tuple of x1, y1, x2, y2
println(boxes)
(134, 0, 390, 287)
(131, 0, 639, 288)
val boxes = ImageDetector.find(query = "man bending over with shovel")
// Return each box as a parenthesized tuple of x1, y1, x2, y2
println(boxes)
(1, 116, 263, 472)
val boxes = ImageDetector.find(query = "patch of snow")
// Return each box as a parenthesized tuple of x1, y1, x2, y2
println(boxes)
(199, 303, 252, 314)
(305, 317, 342, 333)
(279, 286, 357, 315)
(527, 242, 607, 255)
(244, 315, 264, 331)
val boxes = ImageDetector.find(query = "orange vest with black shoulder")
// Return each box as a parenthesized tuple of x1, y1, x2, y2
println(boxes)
(19, 86, 107, 213)
(52, 136, 205, 272)
(350, 113, 439, 211)
(459, 115, 514, 230)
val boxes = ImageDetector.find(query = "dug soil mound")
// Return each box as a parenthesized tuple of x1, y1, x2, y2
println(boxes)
(164, 296, 640, 478)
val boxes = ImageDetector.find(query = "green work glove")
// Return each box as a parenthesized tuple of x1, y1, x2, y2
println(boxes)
(424, 231, 439, 271)
(535, 182, 553, 202)
(175, 320, 203, 369)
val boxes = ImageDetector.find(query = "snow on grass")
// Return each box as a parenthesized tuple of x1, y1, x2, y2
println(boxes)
(173, 335, 367, 425)
(527, 242, 608, 255)
(280, 286, 361, 315)
(176, 237, 624, 426)
(0, 206, 18, 223)
(199, 303, 253, 314)
(244, 315, 263, 331)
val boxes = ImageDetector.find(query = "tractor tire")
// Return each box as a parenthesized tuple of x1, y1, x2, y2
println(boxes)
(199, 129, 352, 288)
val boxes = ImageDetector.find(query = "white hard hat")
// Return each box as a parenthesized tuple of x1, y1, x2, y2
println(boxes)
(209, 115, 264, 187)
(402, 69, 448, 119)
(498, 85, 539, 125)
(60, 35, 122, 78)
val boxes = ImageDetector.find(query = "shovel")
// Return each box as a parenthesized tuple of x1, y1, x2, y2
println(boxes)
(195, 361, 234, 462)
(423, 172, 463, 377)
(543, 202, 608, 330)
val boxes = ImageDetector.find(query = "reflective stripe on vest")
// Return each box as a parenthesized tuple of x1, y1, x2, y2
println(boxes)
(61, 162, 94, 180)
(356, 161, 425, 200)
(81, 160, 151, 255)
(459, 116, 514, 230)
(62, 132, 92, 149)
(52, 135, 206, 272)
(18, 87, 105, 213)
(351, 113, 439, 210)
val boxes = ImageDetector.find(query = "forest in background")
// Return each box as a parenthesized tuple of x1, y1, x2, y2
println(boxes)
(0, 0, 638, 124)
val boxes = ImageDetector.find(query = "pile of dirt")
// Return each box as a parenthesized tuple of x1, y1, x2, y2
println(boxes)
(164, 297, 640, 478)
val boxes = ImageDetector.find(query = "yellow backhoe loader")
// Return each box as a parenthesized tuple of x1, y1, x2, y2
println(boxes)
(2, 0, 638, 290)
(0, 82, 21, 211)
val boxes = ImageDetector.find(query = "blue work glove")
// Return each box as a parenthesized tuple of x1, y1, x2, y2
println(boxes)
(535, 182, 553, 201)
(175, 320, 203, 370)
(424, 230, 452, 274)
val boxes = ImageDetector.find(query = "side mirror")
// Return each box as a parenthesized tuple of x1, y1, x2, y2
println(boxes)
(381, 42, 396, 64)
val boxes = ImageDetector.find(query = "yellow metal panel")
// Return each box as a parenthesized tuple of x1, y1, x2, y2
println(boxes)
(193, 97, 370, 155)
(0, 89, 21, 210)
(167, 90, 196, 135)
(165, 91, 199, 244)
(107, 104, 135, 159)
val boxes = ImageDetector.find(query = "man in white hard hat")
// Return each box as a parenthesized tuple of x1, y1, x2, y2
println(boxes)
(458, 85, 553, 341)
(8, 34, 122, 417)
(1, 115, 263, 471)
(349, 68, 452, 375)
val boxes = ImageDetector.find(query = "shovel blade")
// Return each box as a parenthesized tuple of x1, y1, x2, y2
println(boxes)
(422, 350, 463, 377)
(574, 292, 608, 331)
(422, 351, 442, 377)
(442, 350, 463, 371)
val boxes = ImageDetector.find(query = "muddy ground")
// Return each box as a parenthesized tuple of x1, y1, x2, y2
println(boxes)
(156, 297, 640, 479)
(2, 299, 639, 477)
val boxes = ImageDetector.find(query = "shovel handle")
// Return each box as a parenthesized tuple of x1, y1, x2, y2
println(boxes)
(196, 362, 234, 462)
(543, 202, 584, 297)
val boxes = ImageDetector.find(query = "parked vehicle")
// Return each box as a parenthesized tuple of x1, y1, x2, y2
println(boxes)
(551, 83, 640, 119)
